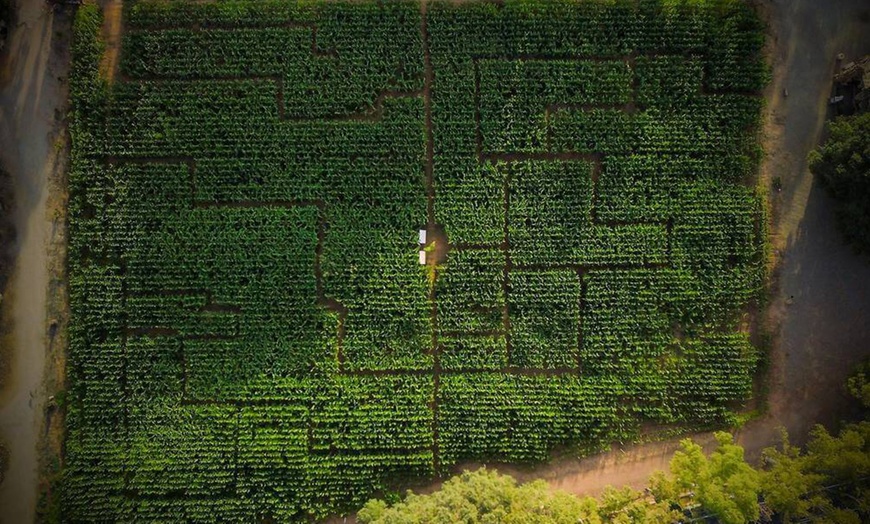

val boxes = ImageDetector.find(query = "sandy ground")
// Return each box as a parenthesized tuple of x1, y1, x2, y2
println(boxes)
(0, 0, 68, 522)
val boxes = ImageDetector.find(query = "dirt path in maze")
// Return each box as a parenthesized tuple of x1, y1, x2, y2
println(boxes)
(406, 0, 870, 501)
(0, 0, 867, 520)
(99, 0, 123, 84)
(0, 1, 70, 522)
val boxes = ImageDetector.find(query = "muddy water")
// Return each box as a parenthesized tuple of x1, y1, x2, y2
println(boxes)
(0, 1, 64, 522)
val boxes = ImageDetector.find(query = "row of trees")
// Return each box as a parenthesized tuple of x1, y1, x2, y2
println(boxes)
(360, 423, 869, 524)
(360, 367, 870, 524)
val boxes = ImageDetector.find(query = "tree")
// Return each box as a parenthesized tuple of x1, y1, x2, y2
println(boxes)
(597, 486, 680, 524)
(357, 468, 676, 524)
(847, 360, 870, 409)
(756, 422, 870, 523)
(651, 432, 760, 524)
(808, 112, 870, 254)
(804, 422, 870, 495)
(760, 430, 829, 522)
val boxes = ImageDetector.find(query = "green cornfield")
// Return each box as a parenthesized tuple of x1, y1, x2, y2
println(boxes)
(66, 0, 767, 520)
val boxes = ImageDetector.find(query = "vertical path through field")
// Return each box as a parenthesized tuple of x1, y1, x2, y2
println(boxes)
(99, 0, 124, 85)
(501, 169, 512, 367)
(420, 0, 441, 475)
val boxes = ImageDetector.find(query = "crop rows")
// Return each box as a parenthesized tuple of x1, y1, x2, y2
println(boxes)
(66, 0, 766, 520)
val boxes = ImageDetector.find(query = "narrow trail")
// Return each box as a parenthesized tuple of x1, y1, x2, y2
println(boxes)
(419, 0, 442, 475)
(0, 1, 68, 522)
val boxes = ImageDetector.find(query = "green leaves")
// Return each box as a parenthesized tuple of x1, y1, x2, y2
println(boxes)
(809, 113, 870, 254)
(66, 0, 766, 520)
(358, 468, 680, 524)
(653, 432, 761, 524)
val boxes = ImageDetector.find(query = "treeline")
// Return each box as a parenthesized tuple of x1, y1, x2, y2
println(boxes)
(360, 368, 870, 524)
(360, 424, 869, 524)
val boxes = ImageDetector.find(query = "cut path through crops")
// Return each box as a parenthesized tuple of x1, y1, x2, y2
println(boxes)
(423, 0, 870, 500)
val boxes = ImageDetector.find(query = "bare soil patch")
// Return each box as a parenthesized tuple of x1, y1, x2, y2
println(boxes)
(99, 0, 123, 84)
(425, 223, 449, 265)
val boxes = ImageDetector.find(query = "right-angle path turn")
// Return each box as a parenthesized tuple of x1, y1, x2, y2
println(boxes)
(437, 0, 870, 497)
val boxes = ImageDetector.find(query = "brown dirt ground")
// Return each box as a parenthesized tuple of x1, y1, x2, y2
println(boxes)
(0, 0, 70, 522)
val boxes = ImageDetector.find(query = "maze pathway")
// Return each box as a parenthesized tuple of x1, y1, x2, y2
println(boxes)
(65, 1, 767, 520)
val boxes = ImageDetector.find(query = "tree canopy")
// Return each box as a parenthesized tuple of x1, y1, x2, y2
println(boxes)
(847, 360, 870, 409)
(357, 468, 679, 524)
(360, 426, 870, 524)
(651, 432, 760, 524)
(809, 112, 870, 254)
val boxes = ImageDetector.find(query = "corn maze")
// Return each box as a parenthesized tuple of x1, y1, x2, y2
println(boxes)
(66, 0, 767, 520)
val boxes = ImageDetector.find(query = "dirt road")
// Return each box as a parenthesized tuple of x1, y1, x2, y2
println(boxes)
(748, 0, 870, 451)
(0, 1, 67, 522)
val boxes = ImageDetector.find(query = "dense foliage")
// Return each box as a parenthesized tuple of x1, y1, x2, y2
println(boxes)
(361, 426, 870, 524)
(652, 433, 761, 524)
(66, 0, 766, 520)
(809, 113, 870, 254)
(759, 425, 870, 524)
(847, 360, 870, 408)
(359, 468, 679, 523)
